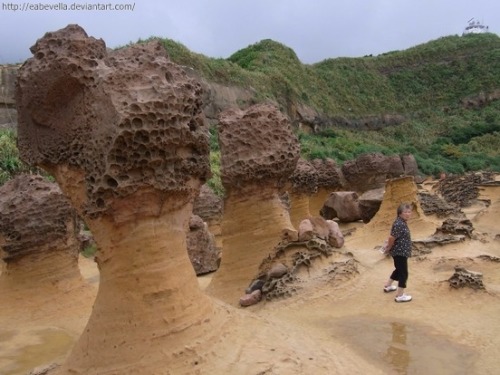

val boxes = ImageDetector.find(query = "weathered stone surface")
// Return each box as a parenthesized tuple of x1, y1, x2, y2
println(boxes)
(358, 187, 384, 223)
(418, 191, 459, 218)
(448, 266, 484, 290)
(401, 154, 419, 176)
(437, 218, 474, 238)
(267, 262, 288, 279)
(16, 24, 210, 219)
(289, 158, 318, 195)
(311, 158, 345, 190)
(186, 214, 220, 275)
(320, 191, 362, 223)
(325, 219, 344, 248)
(207, 103, 298, 303)
(193, 184, 223, 223)
(0, 174, 78, 262)
(0, 65, 19, 129)
(0, 174, 92, 325)
(298, 216, 343, 248)
(218, 103, 300, 190)
(239, 289, 262, 307)
(436, 172, 496, 208)
(341, 153, 400, 192)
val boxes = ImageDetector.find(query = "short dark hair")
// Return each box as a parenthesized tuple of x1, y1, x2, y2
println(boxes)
(397, 203, 412, 216)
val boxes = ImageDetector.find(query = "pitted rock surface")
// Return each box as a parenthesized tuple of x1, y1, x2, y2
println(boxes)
(186, 214, 220, 275)
(218, 103, 300, 189)
(289, 158, 318, 195)
(448, 266, 484, 290)
(193, 184, 223, 223)
(341, 153, 409, 192)
(418, 191, 460, 218)
(16, 24, 210, 217)
(242, 234, 354, 302)
(0, 174, 78, 261)
(311, 158, 345, 190)
(436, 172, 495, 208)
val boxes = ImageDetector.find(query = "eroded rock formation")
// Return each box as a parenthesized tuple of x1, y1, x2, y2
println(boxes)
(187, 214, 220, 275)
(353, 176, 436, 246)
(0, 174, 92, 321)
(341, 152, 420, 194)
(206, 103, 300, 303)
(288, 158, 319, 228)
(309, 158, 345, 216)
(16, 25, 346, 374)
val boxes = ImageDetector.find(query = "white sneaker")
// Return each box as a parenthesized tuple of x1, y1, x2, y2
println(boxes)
(383, 285, 397, 293)
(395, 294, 412, 303)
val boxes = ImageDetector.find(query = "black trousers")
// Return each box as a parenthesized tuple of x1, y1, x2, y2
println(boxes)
(390, 255, 409, 288)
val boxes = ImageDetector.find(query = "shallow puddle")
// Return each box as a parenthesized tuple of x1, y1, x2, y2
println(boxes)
(331, 315, 478, 375)
(0, 327, 74, 375)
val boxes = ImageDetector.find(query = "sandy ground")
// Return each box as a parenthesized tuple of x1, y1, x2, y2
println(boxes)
(1, 180, 499, 375)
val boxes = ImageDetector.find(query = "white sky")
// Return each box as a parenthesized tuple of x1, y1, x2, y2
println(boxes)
(0, 0, 498, 64)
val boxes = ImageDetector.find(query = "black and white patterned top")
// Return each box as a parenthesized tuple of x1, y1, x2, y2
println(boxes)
(390, 216, 412, 257)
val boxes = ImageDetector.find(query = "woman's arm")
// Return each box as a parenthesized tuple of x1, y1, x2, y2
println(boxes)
(384, 235, 396, 253)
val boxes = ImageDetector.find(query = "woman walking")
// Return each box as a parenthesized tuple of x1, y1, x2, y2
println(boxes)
(383, 203, 413, 302)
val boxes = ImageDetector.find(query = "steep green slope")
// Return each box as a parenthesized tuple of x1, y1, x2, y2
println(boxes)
(153, 33, 500, 178)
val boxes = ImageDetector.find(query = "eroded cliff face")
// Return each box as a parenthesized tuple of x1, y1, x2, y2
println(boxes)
(206, 103, 300, 304)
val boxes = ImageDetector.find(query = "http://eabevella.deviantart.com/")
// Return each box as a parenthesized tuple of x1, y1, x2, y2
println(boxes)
(1, 1, 135, 12)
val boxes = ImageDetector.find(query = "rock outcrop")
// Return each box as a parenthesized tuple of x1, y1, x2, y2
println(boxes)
(320, 191, 362, 222)
(287, 158, 319, 228)
(16, 25, 345, 375)
(206, 103, 300, 303)
(309, 158, 345, 216)
(0, 65, 18, 129)
(0, 174, 93, 322)
(187, 214, 220, 275)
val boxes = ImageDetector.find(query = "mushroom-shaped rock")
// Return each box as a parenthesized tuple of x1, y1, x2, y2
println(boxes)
(0, 174, 94, 323)
(341, 153, 404, 193)
(206, 103, 300, 303)
(352, 176, 436, 247)
(288, 158, 319, 228)
(309, 158, 345, 216)
(16, 25, 353, 375)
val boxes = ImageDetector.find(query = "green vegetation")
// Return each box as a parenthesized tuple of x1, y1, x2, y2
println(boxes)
(155, 33, 500, 180)
(2, 33, 499, 191)
(0, 129, 39, 184)
(81, 243, 97, 258)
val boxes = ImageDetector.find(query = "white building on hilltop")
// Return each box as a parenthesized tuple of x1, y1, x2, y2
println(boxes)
(462, 18, 489, 35)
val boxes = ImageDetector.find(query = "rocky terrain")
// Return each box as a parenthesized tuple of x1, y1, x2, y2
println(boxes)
(0, 25, 499, 375)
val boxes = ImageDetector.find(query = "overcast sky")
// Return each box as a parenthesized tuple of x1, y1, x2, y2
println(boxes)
(0, 0, 498, 65)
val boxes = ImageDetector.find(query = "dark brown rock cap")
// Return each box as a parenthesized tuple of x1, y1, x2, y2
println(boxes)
(16, 24, 210, 218)
(0, 174, 77, 261)
(218, 103, 300, 189)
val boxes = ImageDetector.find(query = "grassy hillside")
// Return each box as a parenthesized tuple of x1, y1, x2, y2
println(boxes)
(153, 33, 500, 180)
(2, 34, 499, 190)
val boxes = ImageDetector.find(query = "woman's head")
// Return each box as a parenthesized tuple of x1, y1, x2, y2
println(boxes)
(397, 203, 412, 220)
